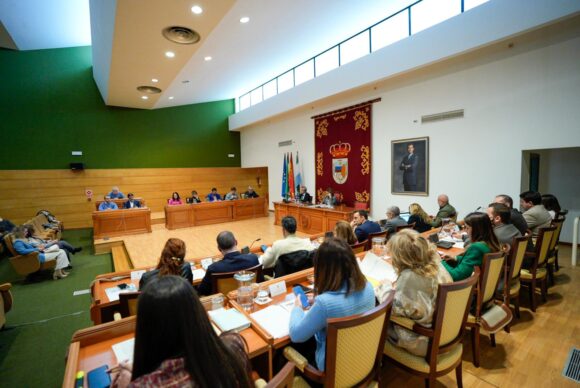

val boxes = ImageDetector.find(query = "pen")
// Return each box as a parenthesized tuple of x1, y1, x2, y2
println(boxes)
(106, 366, 121, 374)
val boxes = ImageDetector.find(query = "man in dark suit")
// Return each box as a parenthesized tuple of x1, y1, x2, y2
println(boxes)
(197, 231, 260, 296)
(399, 143, 418, 191)
(123, 193, 141, 209)
(494, 194, 528, 235)
(297, 185, 312, 204)
(351, 210, 381, 243)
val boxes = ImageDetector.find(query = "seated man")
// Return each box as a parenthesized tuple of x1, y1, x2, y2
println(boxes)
(297, 186, 312, 204)
(108, 186, 125, 199)
(124, 193, 141, 209)
(260, 216, 314, 269)
(430, 194, 457, 227)
(206, 188, 222, 202)
(519, 191, 552, 237)
(186, 190, 202, 204)
(244, 186, 259, 198)
(487, 203, 521, 245)
(351, 210, 381, 243)
(98, 196, 118, 211)
(197, 231, 260, 296)
(225, 187, 239, 200)
(383, 206, 408, 234)
(494, 194, 528, 235)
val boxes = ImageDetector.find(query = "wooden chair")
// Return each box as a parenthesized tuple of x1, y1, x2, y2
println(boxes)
(254, 362, 296, 388)
(498, 235, 530, 324)
(365, 230, 388, 251)
(118, 291, 140, 318)
(0, 283, 13, 329)
(384, 274, 479, 388)
(396, 223, 415, 232)
(211, 263, 263, 295)
(520, 226, 556, 312)
(4, 234, 56, 277)
(546, 217, 565, 285)
(350, 240, 368, 254)
(284, 294, 394, 387)
(466, 252, 506, 367)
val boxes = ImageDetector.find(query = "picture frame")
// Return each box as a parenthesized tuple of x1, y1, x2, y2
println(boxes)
(391, 136, 429, 195)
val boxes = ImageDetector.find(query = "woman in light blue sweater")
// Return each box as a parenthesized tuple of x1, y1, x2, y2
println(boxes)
(289, 237, 375, 371)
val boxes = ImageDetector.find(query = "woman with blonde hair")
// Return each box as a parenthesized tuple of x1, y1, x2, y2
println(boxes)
(333, 220, 357, 245)
(139, 238, 193, 289)
(376, 229, 451, 356)
(408, 203, 432, 233)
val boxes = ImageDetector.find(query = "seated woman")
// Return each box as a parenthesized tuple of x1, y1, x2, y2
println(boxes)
(167, 192, 182, 205)
(441, 212, 500, 281)
(111, 276, 252, 388)
(22, 224, 81, 258)
(375, 229, 451, 356)
(11, 226, 70, 280)
(139, 238, 193, 289)
(541, 193, 561, 219)
(408, 203, 432, 233)
(289, 237, 375, 371)
(333, 220, 357, 245)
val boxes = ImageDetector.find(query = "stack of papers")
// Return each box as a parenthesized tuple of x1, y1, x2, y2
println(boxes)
(251, 305, 291, 339)
(112, 338, 134, 363)
(358, 252, 398, 287)
(191, 268, 206, 280)
(208, 308, 251, 333)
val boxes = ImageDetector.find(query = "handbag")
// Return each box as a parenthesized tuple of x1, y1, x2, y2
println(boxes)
(480, 302, 513, 333)
(44, 244, 60, 253)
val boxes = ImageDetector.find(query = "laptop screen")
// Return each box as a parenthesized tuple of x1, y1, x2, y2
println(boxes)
(400, 212, 411, 222)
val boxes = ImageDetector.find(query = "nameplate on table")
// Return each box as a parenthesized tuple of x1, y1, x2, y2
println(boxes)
(130, 270, 146, 281)
(269, 281, 287, 297)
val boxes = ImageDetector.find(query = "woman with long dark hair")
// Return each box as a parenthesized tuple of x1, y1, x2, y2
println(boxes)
(168, 192, 182, 205)
(139, 238, 193, 289)
(441, 212, 500, 281)
(541, 193, 561, 219)
(333, 220, 358, 245)
(289, 237, 375, 371)
(111, 276, 252, 387)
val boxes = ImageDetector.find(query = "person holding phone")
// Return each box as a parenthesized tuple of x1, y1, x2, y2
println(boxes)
(288, 237, 375, 371)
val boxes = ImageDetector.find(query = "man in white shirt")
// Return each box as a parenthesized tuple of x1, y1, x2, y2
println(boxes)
(260, 216, 314, 269)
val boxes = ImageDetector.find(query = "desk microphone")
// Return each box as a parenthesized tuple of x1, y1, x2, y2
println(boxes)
(474, 206, 482, 212)
(241, 238, 261, 254)
(249, 238, 262, 250)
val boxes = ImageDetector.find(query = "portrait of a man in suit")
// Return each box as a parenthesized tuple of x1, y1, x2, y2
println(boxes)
(391, 137, 428, 195)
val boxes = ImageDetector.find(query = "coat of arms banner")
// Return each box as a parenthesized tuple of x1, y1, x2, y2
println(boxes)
(313, 101, 374, 207)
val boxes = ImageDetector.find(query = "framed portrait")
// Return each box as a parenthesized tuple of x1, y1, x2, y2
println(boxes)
(391, 136, 429, 196)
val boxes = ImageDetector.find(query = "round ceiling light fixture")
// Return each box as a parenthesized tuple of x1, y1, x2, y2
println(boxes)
(240, 16, 250, 24)
(141, 96, 149, 100)
(204, 56, 212, 61)
(191, 5, 203, 14)
(162, 26, 201, 44)
(137, 85, 162, 94)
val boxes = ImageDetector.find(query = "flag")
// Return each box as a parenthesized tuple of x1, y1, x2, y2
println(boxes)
(288, 152, 295, 199)
(281, 153, 288, 198)
(295, 151, 303, 190)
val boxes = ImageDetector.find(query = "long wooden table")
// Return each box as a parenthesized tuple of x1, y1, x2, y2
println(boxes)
(92, 208, 152, 239)
(165, 198, 269, 229)
(273, 202, 354, 234)
(94, 197, 145, 211)
(64, 295, 271, 388)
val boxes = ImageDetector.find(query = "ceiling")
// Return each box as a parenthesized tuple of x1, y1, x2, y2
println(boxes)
(0, 0, 418, 109)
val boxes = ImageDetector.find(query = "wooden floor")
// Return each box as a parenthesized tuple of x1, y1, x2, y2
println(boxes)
(96, 213, 310, 268)
(380, 245, 580, 387)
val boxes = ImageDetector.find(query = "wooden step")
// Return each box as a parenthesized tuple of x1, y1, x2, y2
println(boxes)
(111, 245, 133, 272)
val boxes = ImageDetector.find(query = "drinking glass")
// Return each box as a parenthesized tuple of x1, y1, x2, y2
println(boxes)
(211, 295, 224, 310)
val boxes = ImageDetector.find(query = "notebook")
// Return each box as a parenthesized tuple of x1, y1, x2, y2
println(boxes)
(208, 308, 251, 333)
(250, 305, 291, 339)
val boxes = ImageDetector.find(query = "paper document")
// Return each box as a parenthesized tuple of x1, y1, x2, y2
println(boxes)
(192, 268, 206, 281)
(358, 252, 398, 285)
(112, 338, 135, 363)
(130, 270, 146, 280)
(105, 284, 137, 302)
(251, 305, 291, 339)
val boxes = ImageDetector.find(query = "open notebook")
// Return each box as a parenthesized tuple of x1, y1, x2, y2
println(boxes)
(358, 251, 398, 287)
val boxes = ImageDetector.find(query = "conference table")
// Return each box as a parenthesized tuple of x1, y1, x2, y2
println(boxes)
(63, 295, 271, 388)
(273, 201, 355, 234)
(165, 197, 269, 229)
(92, 208, 152, 239)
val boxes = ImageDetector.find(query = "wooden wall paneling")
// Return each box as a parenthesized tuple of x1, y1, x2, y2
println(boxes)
(0, 167, 268, 229)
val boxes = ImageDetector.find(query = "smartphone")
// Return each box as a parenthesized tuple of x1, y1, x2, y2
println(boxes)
(293, 284, 313, 294)
(117, 283, 128, 290)
(261, 244, 268, 253)
(293, 285, 310, 308)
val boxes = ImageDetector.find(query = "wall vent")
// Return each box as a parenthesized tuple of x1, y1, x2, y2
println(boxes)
(421, 109, 464, 124)
(278, 140, 293, 147)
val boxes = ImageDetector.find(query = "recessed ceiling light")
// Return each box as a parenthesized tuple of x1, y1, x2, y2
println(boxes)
(165, 51, 175, 58)
(191, 5, 203, 14)
(141, 96, 149, 100)
(151, 78, 159, 83)
(240, 16, 250, 24)
(169, 96, 174, 100)
(204, 56, 212, 61)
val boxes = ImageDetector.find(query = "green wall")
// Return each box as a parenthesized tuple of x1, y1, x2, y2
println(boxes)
(0, 46, 240, 169)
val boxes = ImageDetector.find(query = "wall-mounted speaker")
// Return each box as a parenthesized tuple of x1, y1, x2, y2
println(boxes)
(70, 162, 85, 171)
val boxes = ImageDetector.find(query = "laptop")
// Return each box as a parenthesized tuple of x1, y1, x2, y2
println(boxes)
(400, 212, 411, 222)
(428, 233, 454, 249)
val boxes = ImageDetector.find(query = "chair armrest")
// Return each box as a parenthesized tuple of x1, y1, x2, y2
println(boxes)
(0, 283, 12, 292)
(390, 316, 415, 330)
(283, 347, 325, 383)
(264, 275, 274, 281)
(113, 312, 122, 321)
(254, 379, 267, 388)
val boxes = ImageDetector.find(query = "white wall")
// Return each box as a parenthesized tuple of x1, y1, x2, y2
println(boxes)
(240, 26, 580, 241)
